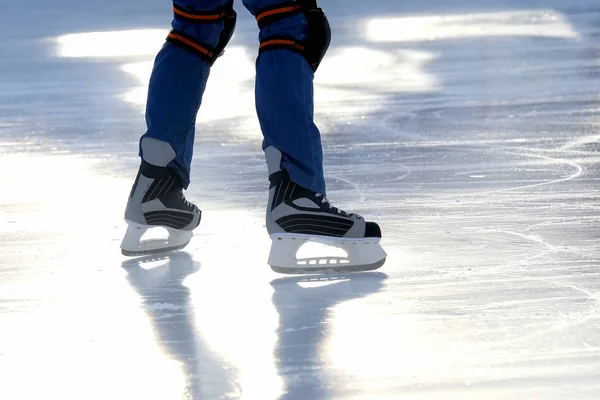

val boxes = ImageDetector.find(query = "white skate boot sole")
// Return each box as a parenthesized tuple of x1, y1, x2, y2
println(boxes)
(120, 220, 194, 257)
(268, 233, 387, 274)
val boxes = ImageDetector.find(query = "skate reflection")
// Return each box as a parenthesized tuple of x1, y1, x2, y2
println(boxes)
(270, 272, 387, 400)
(122, 252, 240, 400)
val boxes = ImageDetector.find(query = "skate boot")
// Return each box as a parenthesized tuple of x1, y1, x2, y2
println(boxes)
(264, 146, 386, 274)
(120, 138, 201, 256)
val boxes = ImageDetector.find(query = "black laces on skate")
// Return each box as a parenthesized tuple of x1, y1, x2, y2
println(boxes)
(315, 193, 353, 216)
(181, 192, 195, 210)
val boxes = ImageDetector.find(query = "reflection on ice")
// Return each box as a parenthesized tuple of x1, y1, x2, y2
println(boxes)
(270, 273, 387, 398)
(120, 61, 153, 106)
(122, 253, 242, 399)
(120, 45, 438, 121)
(51, 9, 580, 126)
(0, 153, 121, 234)
(330, 300, 462, 381)
(55, 29, 167, 58)
(183, 209, 284, 399)
(367, 10, 578, 42)
(315, 47, 437, 117)
(53, 29, 438, 123)
(316, 47, 438, 100)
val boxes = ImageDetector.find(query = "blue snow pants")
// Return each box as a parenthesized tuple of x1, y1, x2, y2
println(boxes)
(140, 0, 326, 195)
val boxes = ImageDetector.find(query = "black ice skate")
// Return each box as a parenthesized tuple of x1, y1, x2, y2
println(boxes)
(264, 146, 386, 274)
(120, 138, 201, 256)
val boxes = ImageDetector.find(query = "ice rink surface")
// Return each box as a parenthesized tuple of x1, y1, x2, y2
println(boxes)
(1, 0, 599, 399)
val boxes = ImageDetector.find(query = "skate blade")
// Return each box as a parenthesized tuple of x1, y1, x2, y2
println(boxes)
(120, 222, 194, 257)
(268, 235, 387, 275)
(270, 258, 386, 275)
(121, 240, 191, 257)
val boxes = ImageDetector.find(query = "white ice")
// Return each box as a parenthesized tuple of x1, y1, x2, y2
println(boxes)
(1, 0, 599, 399)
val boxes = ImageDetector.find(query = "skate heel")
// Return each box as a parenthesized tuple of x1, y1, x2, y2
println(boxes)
(268, 236, 307, 270)
(166, 229, 194, 249)
(121, 223, 148, 255)
(120, 221, 193, 257)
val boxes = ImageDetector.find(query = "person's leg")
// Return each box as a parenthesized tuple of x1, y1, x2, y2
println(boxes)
(140, 0, 234, 188)
(243, 0, 326, 195)
(122, 0, 236, 256)
(241, 2, 385, 273)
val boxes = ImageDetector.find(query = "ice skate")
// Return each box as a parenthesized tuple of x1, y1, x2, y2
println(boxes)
(265, 147, 386, 274)
(120, 138, 201, 257)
